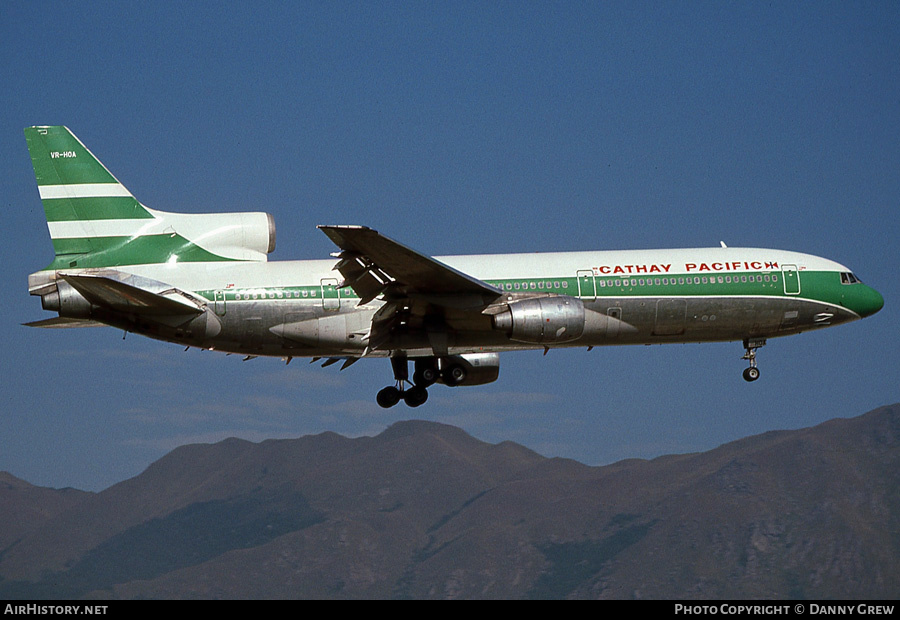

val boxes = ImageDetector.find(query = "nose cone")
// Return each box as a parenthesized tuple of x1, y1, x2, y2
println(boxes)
(847, 285, 884, 318)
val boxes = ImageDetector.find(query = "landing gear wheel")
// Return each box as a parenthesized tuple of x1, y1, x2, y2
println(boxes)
(378, 357, 433, 407)
(376, 386, 402, 408)
(442, 364, 467, 386)
(413, 365, 438, 387)
(741, 338, 765, 383)
(403, 385, 429, 408)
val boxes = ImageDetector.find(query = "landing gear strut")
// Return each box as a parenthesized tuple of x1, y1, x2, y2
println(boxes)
(741, 338, 766, 382)
(375, 356, 470, 407)
(376, 356, 430, 408)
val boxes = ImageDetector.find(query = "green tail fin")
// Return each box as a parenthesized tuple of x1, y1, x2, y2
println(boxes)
(25, 126, 152, 260)
(25, 126, 275, 269)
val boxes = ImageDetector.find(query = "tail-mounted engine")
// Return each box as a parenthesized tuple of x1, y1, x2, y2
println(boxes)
(491, 296, 585, 344)
(39, 278, 93, 318)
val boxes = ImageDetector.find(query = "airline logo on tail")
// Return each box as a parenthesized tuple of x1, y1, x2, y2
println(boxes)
(25, 126, 276, 269)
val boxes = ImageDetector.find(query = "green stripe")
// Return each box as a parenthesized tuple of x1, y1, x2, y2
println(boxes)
(488, 271, 844, 306)
(43, 196, 154, 222)
(191, 270, 843, 305)
(191, 272, 871, 323)
(25, 127, 153, 223)
(47, 234, 237, 269)
(486, 271, 839, 300)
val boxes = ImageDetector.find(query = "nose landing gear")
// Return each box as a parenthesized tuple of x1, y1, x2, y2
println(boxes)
(741, 338, 766, 382)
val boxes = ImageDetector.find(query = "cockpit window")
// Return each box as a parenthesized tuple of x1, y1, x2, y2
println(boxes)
(840, 272, 862, 284)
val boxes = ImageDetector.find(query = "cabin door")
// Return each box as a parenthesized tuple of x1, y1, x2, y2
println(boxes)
(782, 265, 800, 295)
(320, 278, 340, 311)
(577, 270, 596, 300)
(214, 290, 227, 316)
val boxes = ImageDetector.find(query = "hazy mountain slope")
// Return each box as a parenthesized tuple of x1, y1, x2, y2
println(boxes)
(0, 406, 896, 599)
(0, 472, 92, 552)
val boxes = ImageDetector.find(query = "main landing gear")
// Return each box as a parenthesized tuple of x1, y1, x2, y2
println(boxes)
(377, 357, 432, 408)
(741, 338, 766, 382)
(376, 383, 429, 408)
(377, 357, 464, 408)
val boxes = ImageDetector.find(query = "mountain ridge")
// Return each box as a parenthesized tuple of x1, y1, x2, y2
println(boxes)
(1, 404, 897, 599)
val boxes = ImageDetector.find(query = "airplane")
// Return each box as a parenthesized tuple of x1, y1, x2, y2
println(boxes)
(24, 126, 884, 408)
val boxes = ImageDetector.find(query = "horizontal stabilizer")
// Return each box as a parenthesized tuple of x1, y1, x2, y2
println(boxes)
(23, 316, 105, 328)
(60, 273, 203, 316)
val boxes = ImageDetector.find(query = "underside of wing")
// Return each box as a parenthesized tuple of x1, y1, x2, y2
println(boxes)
(23, 316, 106, 328)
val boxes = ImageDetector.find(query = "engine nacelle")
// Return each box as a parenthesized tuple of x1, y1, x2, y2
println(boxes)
(492, 296, 585, 344)
(40, 280, 92, 319)
(437, 353, 500, 386)
(158, 211, 276, 261)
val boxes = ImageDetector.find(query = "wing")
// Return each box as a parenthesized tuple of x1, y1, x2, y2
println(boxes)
(318, 226, 503, 355)
(318, 226, 501, 305)
(23, 316, 106, 328)
(59, 273, 204, 316)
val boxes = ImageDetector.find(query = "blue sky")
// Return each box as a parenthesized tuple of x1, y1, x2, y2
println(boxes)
(1, 2, 897, 491)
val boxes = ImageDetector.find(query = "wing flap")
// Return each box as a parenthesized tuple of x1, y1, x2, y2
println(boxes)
(330, 250, 396, 305)
(318, 225, 501, 303)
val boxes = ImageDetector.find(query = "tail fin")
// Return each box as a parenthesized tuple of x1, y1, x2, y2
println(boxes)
(25, 126, 151, 265)
(25, 126, 275, 270)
